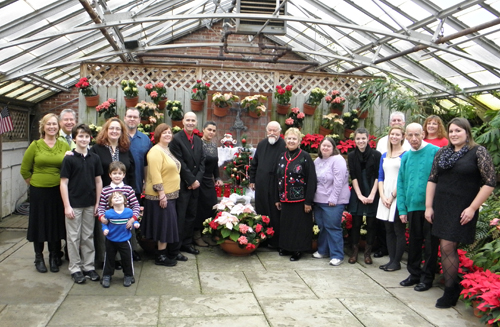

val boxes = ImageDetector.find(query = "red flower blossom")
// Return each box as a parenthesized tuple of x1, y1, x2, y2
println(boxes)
(266, 227, 275, 236)
(255, 224, 262, 233)
(262, 215, 270, 224)
(285, 85, 292, 91)
(209, 220, 218, 230)
(246, 243, 256, 250)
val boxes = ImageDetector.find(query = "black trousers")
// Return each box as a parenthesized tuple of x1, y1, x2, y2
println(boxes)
(384, 208, 406, 266)
(103, 238, 133, 277)
(407, 211, 439, 284)
(169, 184, 199, 256)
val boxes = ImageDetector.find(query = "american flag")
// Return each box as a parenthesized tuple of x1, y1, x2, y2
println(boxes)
(0, 106, 14, 135)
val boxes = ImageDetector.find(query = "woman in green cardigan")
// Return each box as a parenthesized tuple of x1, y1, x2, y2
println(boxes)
(21, 113, 70, 273)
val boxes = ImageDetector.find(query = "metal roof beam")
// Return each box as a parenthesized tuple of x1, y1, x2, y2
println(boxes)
(25, 74, 70, 92)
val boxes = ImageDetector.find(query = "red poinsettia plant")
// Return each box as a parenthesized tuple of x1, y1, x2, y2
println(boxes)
(336, 134, 377, 153)
(75, 77, 96, 96)
(203, 199, 274, 249)
(300, 133, 324, 153)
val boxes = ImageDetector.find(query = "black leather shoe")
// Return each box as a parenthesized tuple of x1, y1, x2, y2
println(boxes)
(290, 252, 302, 261)
(400, 276, 420, 287)
(384, 264, 401, 272)
(34, 254, 47, 273)
(414, 282, 432, 292)
(379, 263, 389, 270)
(155, 254, 177, 267)
(180, 245, 200, 255)
(49, 253, 59, 273)
(279, 248, 291, 256)
(373, 250, 388, 258)
(175, 254, 188, 262)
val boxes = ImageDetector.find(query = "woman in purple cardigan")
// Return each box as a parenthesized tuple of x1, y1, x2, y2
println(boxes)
(312, 137, 350, 266)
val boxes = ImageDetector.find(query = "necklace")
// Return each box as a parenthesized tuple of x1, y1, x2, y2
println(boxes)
(285, 149, 302, 162)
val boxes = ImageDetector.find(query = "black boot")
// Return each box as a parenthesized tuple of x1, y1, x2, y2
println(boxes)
(49, 252, 59, 273)
(155, 250, 177, 267)
(34, 253, 47, 273)
(435, 283, 461, 308)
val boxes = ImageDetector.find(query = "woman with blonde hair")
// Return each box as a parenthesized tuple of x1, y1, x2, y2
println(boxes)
(376, 125, 406, 271)
(423, 115, 448, 147)
(275, 128, 317, 261)
(21, 113, 71, 273)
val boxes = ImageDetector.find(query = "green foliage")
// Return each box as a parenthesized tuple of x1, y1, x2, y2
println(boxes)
(473, 110, 500, 171)
(471, 239, 500, 272)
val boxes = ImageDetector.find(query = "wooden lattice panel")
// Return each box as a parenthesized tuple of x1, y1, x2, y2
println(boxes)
(277, 73, 369, 96)
(202, 70, 274, 93)
(2, 109, 28, 141)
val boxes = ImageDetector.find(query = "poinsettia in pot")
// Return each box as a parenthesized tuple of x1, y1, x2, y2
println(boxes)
(274, 84, 293, 115)
(304, 87, 327, 115)
(212, 92, 239, 117)
(241, 94, 267, 118)
(166, 100, 184, 128)
(285, 107, 305, 129)
(325, 90, 346, 115)
(203, 198, 274, 256)
(120, 79, 139, 107)
(75, 77, 99, 106)
(144, 82, 167, 109)
(190, 80, 211, 112)
(96, 98, 118, 120)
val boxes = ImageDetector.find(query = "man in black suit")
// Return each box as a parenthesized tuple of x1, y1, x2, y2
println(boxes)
(169, 112, 206, 259)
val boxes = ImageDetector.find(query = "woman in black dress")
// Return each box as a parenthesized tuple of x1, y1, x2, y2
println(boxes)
(347, 128, 381, 265)
(425, 118, 495, 309)
(275, 127, 317, 261)
(194, 121, 222, 247)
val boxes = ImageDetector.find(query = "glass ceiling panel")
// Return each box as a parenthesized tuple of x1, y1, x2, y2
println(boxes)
(476, 94, 500, 110)
(419, 58, 458, 77)
(397, 1, 432, 19)
(454, 5, 496, 26)
(468, 71, 500, 85)
(446, 75, 477, 89)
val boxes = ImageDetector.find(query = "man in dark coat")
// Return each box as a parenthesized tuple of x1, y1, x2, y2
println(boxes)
(249, 121, 286, 248)
(169, 112, 206, 259)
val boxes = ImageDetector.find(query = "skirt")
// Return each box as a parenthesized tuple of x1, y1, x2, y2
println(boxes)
(279, 202, 313, 252)
(142, 198, 179, 244)
(27, 185, 66, 243)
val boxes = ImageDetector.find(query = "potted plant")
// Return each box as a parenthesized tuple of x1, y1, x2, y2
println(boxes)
(241, 94, 267, 118)
(320, 113, 343, 136)
(166, 100, 184, 128)
(135, 101, 157, 123)
(96, 98, 118, 120)
(212, 92, 239, 117)
(342, 109, 360, 138)
(120, 79, 139, 107)
(274, 84, 293, 115)
(144, 82, 167, 109)
(75, 77, 99, 106)
(285, 107, 305, 129)
(325, 90, 346, 115)
(303, 87, 326, 115)
(190, 80, 211, 112)
(202, 198, 275, 256)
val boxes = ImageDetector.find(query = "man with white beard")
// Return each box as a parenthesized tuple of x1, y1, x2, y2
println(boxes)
(249, 121, 286, 248)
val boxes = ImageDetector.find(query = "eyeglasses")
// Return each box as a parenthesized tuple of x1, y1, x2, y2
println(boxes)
(125, 115, 139, 120)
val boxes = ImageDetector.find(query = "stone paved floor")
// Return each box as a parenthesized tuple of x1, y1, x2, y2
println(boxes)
(0, 214, 481, 327)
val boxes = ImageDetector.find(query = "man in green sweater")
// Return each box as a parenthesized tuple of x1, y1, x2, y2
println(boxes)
(397, 123, 439, 292)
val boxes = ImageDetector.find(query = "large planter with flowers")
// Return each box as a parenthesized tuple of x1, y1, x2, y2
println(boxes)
(158, 98, 168, 110)
(213, 105, 229, 117)
(344, 128, 355, 139)
(319, 126, 333, 136)
(124, 96, 139, 107)
(203, 199, 274, 257)
(220, 239, 259, 256)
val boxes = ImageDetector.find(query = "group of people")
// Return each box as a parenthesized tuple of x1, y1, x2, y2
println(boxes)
(21, 108, 496, 307)
(250, 112, 495, 309)
(20, 109, 220, 288)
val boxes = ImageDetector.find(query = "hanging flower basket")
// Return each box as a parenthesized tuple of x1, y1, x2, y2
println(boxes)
(158, 97, 168, 110)
(344, 128, 355, 139)
(190, 99, 205, 112)
(303, 103, 317, 116)
(358, 109, 369, 119)
(124, 96, 139, 107)
(213, 105, 229, 117)
(319, 126, 333, 136)
(248, 110, 260, 119)
(276, 103, 290, 115)
(171, 120, 183, 129)
(85, 95, 100, 107)
(219, 239, 259, 256)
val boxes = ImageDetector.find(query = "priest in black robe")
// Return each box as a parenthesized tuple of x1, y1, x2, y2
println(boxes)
(249, 121, 286, 248)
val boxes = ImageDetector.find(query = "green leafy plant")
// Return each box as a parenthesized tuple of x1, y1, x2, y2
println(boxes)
(241, 94, 267, 117)
(274, 84, 293, 105)
(120, 79, 138, 98)
(166, 100, 184, 121)
(473, 110, 500, 172)
(306, 87, 327, 106)
(191, 80, 211, 101)
(212, 92, 239, 108)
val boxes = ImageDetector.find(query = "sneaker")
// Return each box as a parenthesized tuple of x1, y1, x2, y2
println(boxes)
(71, 271, 86, 284)
(312, 251, 328, 259)
(123, 276, 135, 287)
(101, 275, 111, 288)
(329, 258, 344, 266)
(83, 270, 100, 281)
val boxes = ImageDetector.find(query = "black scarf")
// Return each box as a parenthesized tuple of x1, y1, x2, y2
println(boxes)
(438, 145, 469, 169)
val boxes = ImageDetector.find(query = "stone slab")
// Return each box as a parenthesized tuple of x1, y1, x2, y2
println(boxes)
(245, 270, 317, 300)
(199, 271, 252, 294)
(0, 304, 57, 327)
(261, 298, 363, 327)
(158, 293, 262, 321)
(158, 316, 270, 327)
(196, 247, 266, 272)
(47, 296, 159, 326)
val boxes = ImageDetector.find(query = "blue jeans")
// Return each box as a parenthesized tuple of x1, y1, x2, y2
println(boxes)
(314, 203, 345, 260)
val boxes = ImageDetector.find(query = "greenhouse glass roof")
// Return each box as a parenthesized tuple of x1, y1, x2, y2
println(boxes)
(0, 0, 498, 109)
